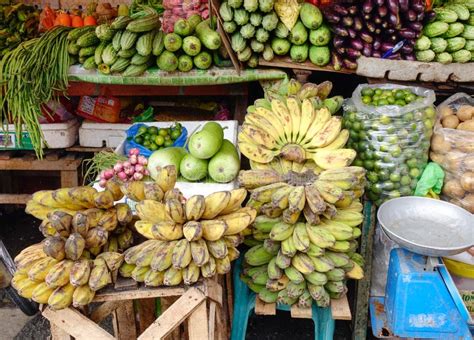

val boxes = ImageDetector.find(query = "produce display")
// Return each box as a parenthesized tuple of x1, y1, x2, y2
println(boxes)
(0, 3, 40, 57)
(238, 79, 346, 173)
(322, 0, 427, 67)
(12, 184, 134, 309)
(68, 7, 223, 74)
(0, 26, 72, 158)
(415, 2, 473, 63)
(343, 84, 436, 205)
(236, 78, 366, 307)
(117, 167, 254, 286)
(222, 1, 332, 67)
(430, 93, 474, 213)
(132, 123, 185, 151)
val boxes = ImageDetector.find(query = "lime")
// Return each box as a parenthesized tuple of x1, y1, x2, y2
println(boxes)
(149, 143, 158, 151)
(367, 172, 378, 183)
(164, 140, 173, 147)
(377, 135, 385, 142)
(148, 126, 158, 135)
(371, 122, 380, 131)
(400, 175, 411, 186)
(164, 135, 171, 141)
(410, 179, 418, 189)
(395, 90, 405, 100)
(378, 99, 389, 106)
(373, 183, 383, 194)
(171, 130, 181, 140)
(154, 135, 165, 146)
(361, 87, 374, 97)
(353, 159, 363, 167)
(400, 186, 412, 196)
(423, 120, 433, 130)
(391, 146, 402, 158)
(347, 112, 357, 121)
(138, 126, 148, 135)
(383, 182, 395, 191)
(378, 170, 389, 180)
(387, 136, 398, 144)
(144, 134, 151, 141)
(409, 168, 421, 178)
(159, 129, 169, 137)
(358, 131, 367, 140)
(350, 130, 359, 140)
(364, 160, 375, 170)
(403, 112, 414, 121)
(380, 115, 391, 125)
(387, 126, 396, 134)
(405, 94, 416, 103)
(134, 136, 143, 144)
(368, 191, 379, 201)
(387, 96, 395, 104)
(362, 96, 371, 104)
(424, 106, 436, 119)
(389, 173, 401, 182)
(388, 190, 401, 199)
(352, 121, 362, 131)
(395, 99, 406, 106)
(143, 140, 150, 147)
(375, 89, 382, 95)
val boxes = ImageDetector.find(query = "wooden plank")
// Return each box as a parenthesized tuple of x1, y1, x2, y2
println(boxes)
(161, 297, 181, 340)
(208, 301, 216, 340)
(259, 56, 355, 74)
(225, 272, 233, 326)
(331, 295, 352, 321)
(0, 157, 82, 171)
(0, 151, 14, 160)
(290, 304, 312, 319)
(90, 301, 122, 323)
(202, 279, 223, 305)
(138, 288, 207, 340)
(113, 300, 137, 340)
(94, 285, 186, 302)
(188, 302, 209, 340)
(254, 298, 276, 316)
(50, 323, 72, 340)
(0, 194, 31, 204)
(66, 146, 111, 153)
(43, 307, 115, 340)
(136, 299, 156, 335)
(60, 170, 78, 188)
(353, 201, 376, 340)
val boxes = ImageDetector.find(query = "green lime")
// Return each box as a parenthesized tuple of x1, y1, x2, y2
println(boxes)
(367, 172, 378, 183)
(144, 134, 151, 141)
(358, 131, 367, 140)
(387, 96, 395, 104)
(154, 135, 165, 146)
(378, 170, 389, 180)
(174, 122, 183, 130)
(424, 106, 436, 119)
(387, 136, 398, 144)
(148, 126, 158, 135)
(149, 143, 158, 151)
(383, 182, 395, 191)
(352, 121, 362, 131)
(350, 130, 359, 140)
(171, 130, 181, 139)
(361, 87, 374, 97)
(389, 173, 401, 182)
(403, 113, 414, 121)
(143, 140, 151, 147)
(395, 99, 406, 106)
(377, 135, 385, 143)
(364, 160, 375, 170)
(347, 112, 357, 121)
(134, 136, 143, 144)
(424, 120, 433, 130)
(388, 190, 401, 199)
(400, 175, 411, 186)
(409, 168, 421, 178)
(362, 96, 372, 104)
(353, 159, 363, 167)
(164, 135, 171, 141)
(138, 126, 148, 135)
(378, 99, 389, 106)
(400, 186, 412, 196)
(164, 140, 173, 147)
(375, 88, 382, 95)
(405, 94, 416, 103)
(368, 191, 379, 201)
(380, 115, 391, 125)
(372, 95, 380, 102)
(159, 129, 169, 137)
(410, 179, 418, 189)
(395, 90, 405, 99)
(391, 146, 402, 158)
(387, 126, 396, 134)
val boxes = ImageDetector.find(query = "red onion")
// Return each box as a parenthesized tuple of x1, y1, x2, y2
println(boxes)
(99, 179, 107, 187)
(138, 155, 148, 166)
(135, 164, 145, 173)
(114, 162, 123, 173)
(123, 161, 131, 168)
(129, 148, 140, 156)
(117, 171, 127, 180)
(130, 155, 138, 165)
(103, 169, 114, 180)
(133, 172, 144, 181)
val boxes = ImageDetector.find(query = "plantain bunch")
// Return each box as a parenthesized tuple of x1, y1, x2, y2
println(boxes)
(239, 79, 352, 173)
(11, 243, 125, 310)
(122, 184, 257, 286)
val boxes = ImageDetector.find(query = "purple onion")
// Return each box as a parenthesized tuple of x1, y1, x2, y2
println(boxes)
(361, 31, 374, 43)
(346, 48, 362, 59)
(387, 0, 399, 15)
(409, 22, 423, 32)
(348, 28, 357, 39)
(353, 17, 363, 31)
(333, 36, 345, 48)
(362, 44, 372, 57)
(373, 38, 381, 50)
(362, 0, 373, 14)
(372, 51, 382, 58)
(348, 6, 358, 16)
(405, 9, 416, 21)
(343, 59, 358, 70)
(342, 16, 354, 27)
(378, 6, 388, 17)
(381, 42, 395, 52)
(333, 26, 349, 37)
(401, 44, 413, 54)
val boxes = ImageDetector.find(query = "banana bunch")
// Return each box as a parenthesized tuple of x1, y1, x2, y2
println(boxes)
(239, 167, 366, 224)
(11, 244, 124, 310)
(241, 210, 365, 307)
(239, 80, 350, 172)
(120, 165, 177, 202)
(122, 188, 255, 286)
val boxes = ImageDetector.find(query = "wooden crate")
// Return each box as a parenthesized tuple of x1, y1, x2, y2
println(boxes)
(0, 150, 83, 205)
(259, 56, 356, 75)
(42, 277, 231, 340)
(253, 294, 351, 321)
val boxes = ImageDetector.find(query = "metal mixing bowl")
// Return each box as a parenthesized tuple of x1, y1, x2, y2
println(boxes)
(377, 197, 474, 257)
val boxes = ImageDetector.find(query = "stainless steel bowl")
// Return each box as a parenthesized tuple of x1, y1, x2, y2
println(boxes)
(377, 197, 474, 257)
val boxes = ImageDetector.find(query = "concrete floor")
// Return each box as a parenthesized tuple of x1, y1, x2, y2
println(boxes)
(0, 307, 33, 340)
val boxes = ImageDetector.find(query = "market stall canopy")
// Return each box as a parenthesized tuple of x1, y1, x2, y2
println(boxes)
(68, 66, 287, 86)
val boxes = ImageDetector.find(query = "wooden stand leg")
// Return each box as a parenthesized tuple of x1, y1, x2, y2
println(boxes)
(161, 297, 181, 340)
(188, 302, 209, 340)
(112, 300, 137, 340)
(136, 299, 156, 335)
(60, 170, 78, 187)
(50, 323, 72, 340)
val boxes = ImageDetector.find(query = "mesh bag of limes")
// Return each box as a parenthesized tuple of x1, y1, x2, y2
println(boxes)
(343, 84, 436, 206)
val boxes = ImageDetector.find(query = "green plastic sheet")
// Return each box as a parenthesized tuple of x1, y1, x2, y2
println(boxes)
(414, 162, 445, 197)
(68, 66, 287, 86)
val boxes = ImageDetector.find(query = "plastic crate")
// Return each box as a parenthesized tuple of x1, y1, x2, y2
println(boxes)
(79, 120, 129, 148)
(0, 119, 80, 150)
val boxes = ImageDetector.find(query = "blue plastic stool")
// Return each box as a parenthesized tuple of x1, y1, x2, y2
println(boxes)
(230, 256, 335, 340)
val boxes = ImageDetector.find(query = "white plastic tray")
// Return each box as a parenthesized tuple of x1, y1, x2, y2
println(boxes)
(79, 120, 130, 148)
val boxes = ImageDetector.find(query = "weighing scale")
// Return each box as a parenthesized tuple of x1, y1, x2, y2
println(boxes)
(369, 197, 474, 339)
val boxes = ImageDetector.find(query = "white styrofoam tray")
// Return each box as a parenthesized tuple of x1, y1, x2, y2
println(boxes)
(93, 120, 239, 200)
(0, 119, 80, 150)
(79, 120, 130, 148)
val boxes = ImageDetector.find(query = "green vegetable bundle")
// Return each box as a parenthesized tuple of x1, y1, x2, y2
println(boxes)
(415, 3, 473, 64)
(0, 26, 71, 158)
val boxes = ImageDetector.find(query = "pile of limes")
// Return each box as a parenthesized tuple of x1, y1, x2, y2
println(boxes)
(360, 87, 423, 107)
(133, 123, 183, 151)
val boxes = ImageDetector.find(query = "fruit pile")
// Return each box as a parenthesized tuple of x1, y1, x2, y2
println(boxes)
(430, 94, 474, 213)
(12, 184, 135, 310)
(236, 78, 366, 307)
(415, 3, 473, 64)
(238, 79, 347, 173)
(343, 84, 436, 205)
(117, 166, 255, 286)
(133, 123, 184, 151)
(223, 1, 332, 67)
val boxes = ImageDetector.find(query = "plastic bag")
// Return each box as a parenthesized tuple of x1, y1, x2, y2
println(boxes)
(343, 84, 436, 206)
(414, 162, 445, 198)
(429, 93, 474, 213)
(124, 123, 188, 158)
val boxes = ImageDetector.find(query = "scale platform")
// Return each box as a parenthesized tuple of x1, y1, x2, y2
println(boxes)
(369, 197, 474, 339)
